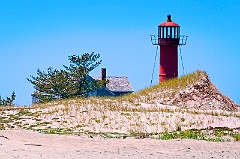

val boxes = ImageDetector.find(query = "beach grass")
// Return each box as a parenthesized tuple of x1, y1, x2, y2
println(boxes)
(0, 70, 239, 142)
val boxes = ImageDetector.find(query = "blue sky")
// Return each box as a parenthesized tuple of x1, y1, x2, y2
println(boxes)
(0, 0, 240, 105)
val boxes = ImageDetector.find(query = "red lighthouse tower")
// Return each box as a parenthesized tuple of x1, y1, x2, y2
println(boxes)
(151, 15, 187, 82)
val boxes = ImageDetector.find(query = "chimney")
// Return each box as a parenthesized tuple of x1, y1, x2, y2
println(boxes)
(101, 68, 106, 87)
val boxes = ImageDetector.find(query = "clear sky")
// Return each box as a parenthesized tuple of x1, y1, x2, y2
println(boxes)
(0, 0, 240, 105)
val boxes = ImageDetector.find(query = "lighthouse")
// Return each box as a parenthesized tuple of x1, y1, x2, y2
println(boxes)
(151, 15, 187, 82)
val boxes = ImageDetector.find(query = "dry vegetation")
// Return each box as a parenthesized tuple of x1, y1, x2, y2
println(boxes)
(0, 70, 240, 141)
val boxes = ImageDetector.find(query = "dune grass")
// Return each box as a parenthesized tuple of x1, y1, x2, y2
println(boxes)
(0, 70, 239, 142)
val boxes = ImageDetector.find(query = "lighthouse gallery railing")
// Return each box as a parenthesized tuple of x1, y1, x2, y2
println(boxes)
(150, 35, 188, 46)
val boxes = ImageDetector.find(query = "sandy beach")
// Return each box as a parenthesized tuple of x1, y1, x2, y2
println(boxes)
(0, 130, 239, 159)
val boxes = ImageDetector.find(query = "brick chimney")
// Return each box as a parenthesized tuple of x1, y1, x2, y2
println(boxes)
(101, 68, 106, 87)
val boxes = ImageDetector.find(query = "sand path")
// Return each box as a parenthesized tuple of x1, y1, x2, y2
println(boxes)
(0, 130, 239, 159)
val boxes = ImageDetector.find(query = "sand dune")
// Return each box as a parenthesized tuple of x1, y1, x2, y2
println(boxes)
(1, 71, 240, 158)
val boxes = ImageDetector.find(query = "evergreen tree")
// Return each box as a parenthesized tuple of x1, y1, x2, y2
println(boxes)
(27, 52, 105, 103)
(64, 52, 103, 96)
(0, 92, 16, 106)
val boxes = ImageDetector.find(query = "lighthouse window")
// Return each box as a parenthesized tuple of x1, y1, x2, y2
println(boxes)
(158, 26, 160, 39)
(163, 27, 167, 38)
(178, 27, 180, 38)
(161, 27, 164, 38)
(167, 27, 171, 38)
(171, 27, 174, 38)
(173, 26, 180, 38)
(158, 27, 160, 38)
(158, 26, 164, 39)
(169, 27, 172, 38)
(174, 27, 178, 38)
(173, 27, 176, 38)
(158, 26, 180, 39)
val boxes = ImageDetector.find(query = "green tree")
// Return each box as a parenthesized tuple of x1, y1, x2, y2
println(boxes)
(28, 68, 74, 103)
(0, 92, 16, 106)
(27, 52, 105, 103)
(64, 52, 103, 96)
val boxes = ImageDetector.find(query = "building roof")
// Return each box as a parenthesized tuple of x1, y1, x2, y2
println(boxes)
(93, 76, 134, 92)
(159, 21, 179, 27)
